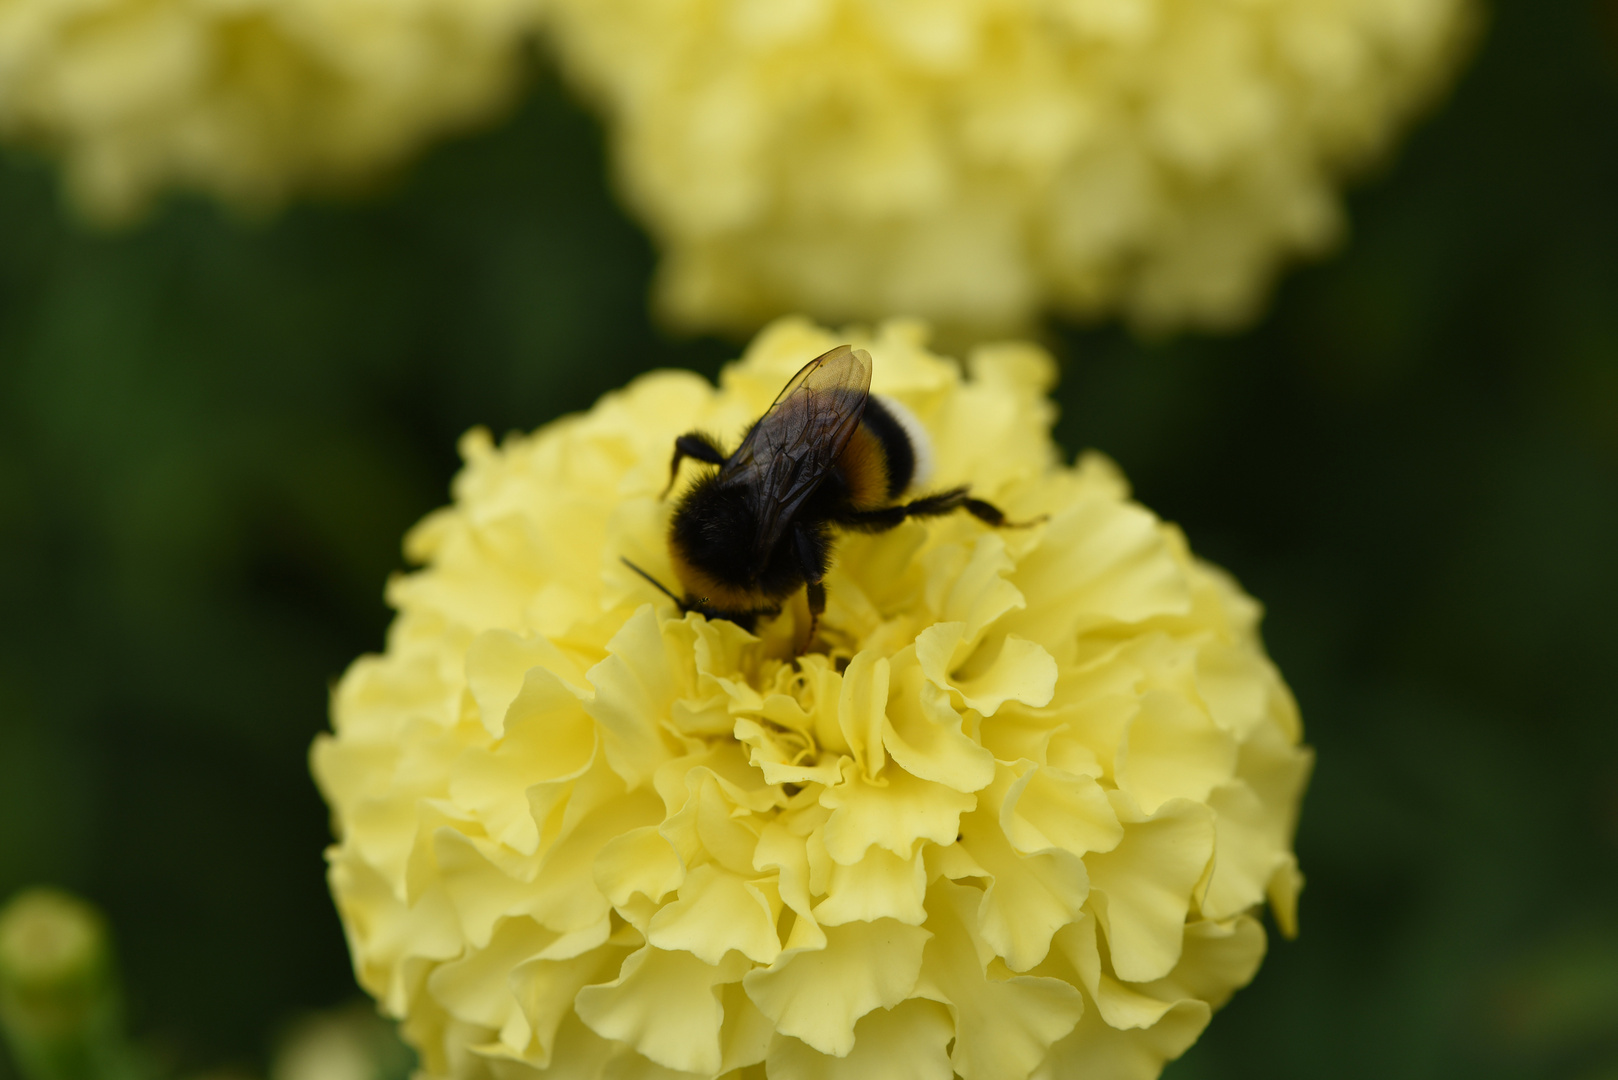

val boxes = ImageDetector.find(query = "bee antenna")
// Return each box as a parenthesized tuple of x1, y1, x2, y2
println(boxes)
(620, 557, 687, 610)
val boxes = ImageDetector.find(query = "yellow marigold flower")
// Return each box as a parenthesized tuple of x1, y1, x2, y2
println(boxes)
(542, 0, 1473, 334)
(313, 317, 1312, 1080)
(0, 0, 542, 221)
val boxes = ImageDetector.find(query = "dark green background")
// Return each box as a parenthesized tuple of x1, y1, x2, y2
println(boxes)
(1, 0, 1615, 1076)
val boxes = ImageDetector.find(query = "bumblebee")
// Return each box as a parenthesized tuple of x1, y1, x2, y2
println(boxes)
(627, 344, 1025, 634)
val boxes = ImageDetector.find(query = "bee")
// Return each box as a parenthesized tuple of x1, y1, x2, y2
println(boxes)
(624, 344, 1029, 635)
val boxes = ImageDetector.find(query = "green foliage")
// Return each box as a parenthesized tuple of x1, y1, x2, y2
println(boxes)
(0, 1, 1614, 1078)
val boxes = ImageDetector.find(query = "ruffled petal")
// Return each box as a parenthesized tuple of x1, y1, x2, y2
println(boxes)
(811, 846, 928, 927)
(1032, 996, 1210, 1080)
(819, 760, 975, 864)
(585, 606, 684, 787)
(647, 864, 782, 966)
(957, 765, 1091, 972)
(574, 946, 750, 1075)
(658, 768, 765, 878)
(916, 882, 1084, 1080)
(1116, 689, 1237, 815)
(1000, 761, 1123, 859)
(764, 999, 954, 1080)
(1086, 794, 1216, 983)
(1202, 725, 1313, 921)
(511, 946, 631, 1068)
(948, 634, 1060, 717)
(594, 825, 685, 933)
(742, 920, 930, 1056)
(836, 650, 890, 779)
(716, 983, 776, 1073)
(449, 668, 597, 856)
(435, 915, 612, 1030)
(1048, 911, 1263, 1038)
(925, 534, 1026, 642)
(1006, 487, 1193, 646)
(466, 629, 590, 737)
(882, 648, 995, 793)
(734, 718, 841, 788)
(327, 852, 461, 1014)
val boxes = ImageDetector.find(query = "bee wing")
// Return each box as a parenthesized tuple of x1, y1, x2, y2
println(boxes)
(721, 345, 872, 563)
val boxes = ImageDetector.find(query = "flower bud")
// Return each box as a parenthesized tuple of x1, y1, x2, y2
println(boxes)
(0, 889, 127, 1080)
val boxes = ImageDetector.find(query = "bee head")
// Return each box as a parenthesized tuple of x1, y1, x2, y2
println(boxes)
(668, 479, 767, 600)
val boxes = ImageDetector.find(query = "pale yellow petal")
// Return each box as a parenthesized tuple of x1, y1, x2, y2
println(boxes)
(1151, 916, 1269, 1013)
(466, 629, 590, 737)
(742, 920, 930, 1057)
(598, 1051, 696, 1080)
(647, 864, 782, 965)
(433, 829, 543, 951)
(658, 768, 764, 878)
(1051, 913, 1179, 1031)
(1115, 689, 1237, 815)
(733, 718, 841, 788)
(519, 787, 666, 937)
(327, 852, 461, 1015)
(916, 882, 1083, 1080)
(1000, 762, 1123, 859)
(526, 1012, 617, 1079)
(882, 648, 995, 793)
(1032, 995, 1210, 1080)
(959, 766, 1090, 972)
(510, 946, 632, 1068)
(585, 606, 683, 787)
(309, 736, 398, 835)
(1202, 725, 1313, 921)
(836, 650, 890, 779)
(752, 823, 817, 924)
(1006, 492, 1192, 646)
(811, 846, 928, 927)
(926, 533, 1025, 641)
(764, 999, 954, 1079)
(594, 825, 684, 911)
(1047, 911, 1268, 1032)
(1193, 641, 1273, 741)
(925, 629, 1059, 717)
(1086, 794, 1215, 983)
(574, 946, 749, 1075)
(428, 916, 585, 1031)
(716, 982, 776, 1073)
(1268, 854, 1306, 939)
(819, 760, 976, 864)
(449, 670, 597, 855)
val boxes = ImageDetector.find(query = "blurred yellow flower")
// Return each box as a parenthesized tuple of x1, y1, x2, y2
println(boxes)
(0, 0, 542, 221)
(543, 0, 1473, 335)
(313, 317, 1312, 1080)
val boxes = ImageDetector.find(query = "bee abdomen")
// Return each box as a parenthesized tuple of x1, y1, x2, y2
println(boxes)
(840, 395, 930, 508)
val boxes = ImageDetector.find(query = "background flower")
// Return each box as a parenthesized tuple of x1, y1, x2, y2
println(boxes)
(313, 318, 1311, 1079)
(0, 0, 543, 221)
(543, 0, 1474, 335)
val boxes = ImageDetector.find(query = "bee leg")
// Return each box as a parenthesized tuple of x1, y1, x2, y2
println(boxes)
(962, 497, 1047, 529)
(837, 487, 971, 531)
(804, 582, 827, 645)
(794, 523, 829, 648)
(840, 487, 1044, 531)
(662, 432, 728, 499)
